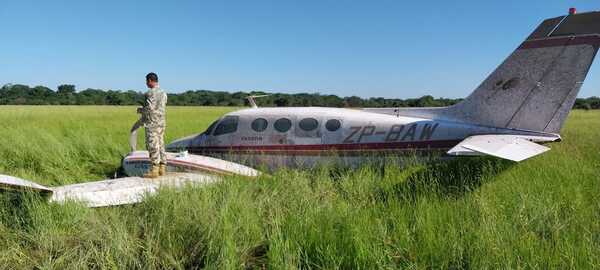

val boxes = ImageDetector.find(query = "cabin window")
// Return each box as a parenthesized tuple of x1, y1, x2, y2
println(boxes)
(325, 119, 341, 132)
(251, 118, 268, 132)
(213, 116, 239, 136)
(274, 118, 292, 133)
(299, 118, 319, 131)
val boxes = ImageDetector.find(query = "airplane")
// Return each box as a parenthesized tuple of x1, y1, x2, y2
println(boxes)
(1, 9, 599, 207)
(162, 9, 600, 168)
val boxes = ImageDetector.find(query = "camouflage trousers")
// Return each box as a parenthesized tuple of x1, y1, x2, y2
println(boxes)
(145, 125, 166, 166)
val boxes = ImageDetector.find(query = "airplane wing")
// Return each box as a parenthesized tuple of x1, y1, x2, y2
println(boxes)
(50, 173, 219, 207)
(0, 173, 220, 207)
(447, 135, 551, 162)
(0, 151, 261, 207)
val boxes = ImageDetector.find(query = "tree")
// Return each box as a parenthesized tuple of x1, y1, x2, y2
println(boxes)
(344, 96, 363, 107)
(0, 83, 595, 109)
(57, 84, 76, 95)
(57, 84, 76, 104)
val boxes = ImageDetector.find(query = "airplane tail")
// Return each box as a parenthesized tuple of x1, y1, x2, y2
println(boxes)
(446, 11, 600, 133)
(367, 11, 600, 134)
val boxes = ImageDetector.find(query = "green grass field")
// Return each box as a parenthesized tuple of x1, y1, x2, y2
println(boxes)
(0, 106, 598, 269)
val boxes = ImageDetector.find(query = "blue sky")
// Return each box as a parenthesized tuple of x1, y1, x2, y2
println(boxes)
(1, 1, 598, 98)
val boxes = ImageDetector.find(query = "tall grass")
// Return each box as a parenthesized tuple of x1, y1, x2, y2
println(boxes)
(0, 106, 598, 269)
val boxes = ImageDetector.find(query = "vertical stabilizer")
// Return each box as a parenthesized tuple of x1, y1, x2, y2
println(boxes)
(447, 11, 600, 133)
(370, 11, 600, 133)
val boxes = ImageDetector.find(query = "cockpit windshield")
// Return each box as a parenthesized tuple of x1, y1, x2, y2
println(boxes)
(213, 116, 239, 136)
(202, 120, 219, 136)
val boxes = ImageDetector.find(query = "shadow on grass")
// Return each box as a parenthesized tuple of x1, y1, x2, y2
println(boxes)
(242, 242, 269, 270)
(380, 157, 514, 203)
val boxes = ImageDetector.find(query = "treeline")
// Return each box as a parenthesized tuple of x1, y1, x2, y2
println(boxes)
(1, 83, 599, 109)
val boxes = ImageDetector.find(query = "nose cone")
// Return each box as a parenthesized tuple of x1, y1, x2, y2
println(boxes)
(166, 134, 196, 152)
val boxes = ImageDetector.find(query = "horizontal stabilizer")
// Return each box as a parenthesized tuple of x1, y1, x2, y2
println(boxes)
(447, 135, 550, 162)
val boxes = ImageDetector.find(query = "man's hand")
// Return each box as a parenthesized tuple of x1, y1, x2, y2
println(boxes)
(137, 107, 143, 114)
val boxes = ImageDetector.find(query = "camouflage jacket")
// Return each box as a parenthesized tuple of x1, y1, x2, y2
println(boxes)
(142, 87, 167, 127)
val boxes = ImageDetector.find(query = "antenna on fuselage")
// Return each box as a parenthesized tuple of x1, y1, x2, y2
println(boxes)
(246, 95, 269, 108)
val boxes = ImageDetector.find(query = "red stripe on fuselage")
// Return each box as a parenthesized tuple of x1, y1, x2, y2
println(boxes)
(185, 139, 461, 155)
(519, 35, 600, 49)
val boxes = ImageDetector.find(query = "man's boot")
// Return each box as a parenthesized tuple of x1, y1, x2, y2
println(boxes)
(143, 165, 160, 178)
(159, 163, 167, 176)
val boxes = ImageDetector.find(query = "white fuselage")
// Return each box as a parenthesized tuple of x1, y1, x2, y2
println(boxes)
(166, 107, 557, 169)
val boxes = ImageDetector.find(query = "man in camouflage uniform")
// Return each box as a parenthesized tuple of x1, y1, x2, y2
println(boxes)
(140, 72, 168, 178)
